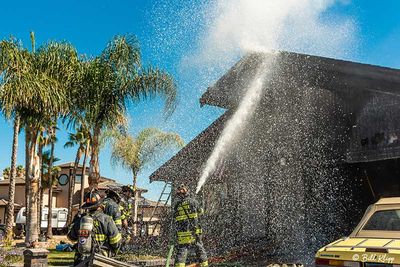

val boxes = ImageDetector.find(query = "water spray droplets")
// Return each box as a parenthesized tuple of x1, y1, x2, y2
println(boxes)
(196, 56, 275, 193)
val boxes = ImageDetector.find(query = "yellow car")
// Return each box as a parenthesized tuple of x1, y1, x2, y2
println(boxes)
(316, 197, 400, 267)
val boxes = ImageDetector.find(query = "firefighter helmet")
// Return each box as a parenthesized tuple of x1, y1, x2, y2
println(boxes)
(122, 185, 134, 195)
(81, 189, 103, 210)
(105, 188, 121, 203)
(176, 184, 189, 197)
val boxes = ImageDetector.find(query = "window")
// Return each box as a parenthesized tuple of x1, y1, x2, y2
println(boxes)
(363, 209, 400, 231)
(52, 213, 57, 219)
(75, 175, 82, 183)
(58, 174, 69, 186)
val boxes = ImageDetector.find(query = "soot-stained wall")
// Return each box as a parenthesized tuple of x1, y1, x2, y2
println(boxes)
(169, 86, 387, 265)
(162, 52, 400, 265)
(197, 82, 371, 264)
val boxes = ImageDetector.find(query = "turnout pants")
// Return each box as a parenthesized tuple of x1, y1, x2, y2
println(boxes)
(174, 240, 208, 267)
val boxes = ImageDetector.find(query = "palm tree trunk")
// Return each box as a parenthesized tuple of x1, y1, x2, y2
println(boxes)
(39, 187, 44, 233)
(25, 129, 30, 243)
(80, 140, 90, 208)
(37, 131, 44, 236)
(5, 116, 20, 241)
(46, 185, 54, 238)
(46, 129, 56, 239)
(25, 127, 39, 245)
(89, 127, 101, 189)
(132, 171, 138, 237)
(67, 148, 81, 225)
(39, 155, 45, 239)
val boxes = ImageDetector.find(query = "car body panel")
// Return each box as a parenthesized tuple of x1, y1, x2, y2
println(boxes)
(316, 238, 400, 264)
(316, 197, 400, 265)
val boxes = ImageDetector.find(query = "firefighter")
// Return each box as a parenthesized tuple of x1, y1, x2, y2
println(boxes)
(67, 189, 122, 266)
(173, 184, 208, 267)
(120, 185, 134, 228)
(103, 188, 122, 231)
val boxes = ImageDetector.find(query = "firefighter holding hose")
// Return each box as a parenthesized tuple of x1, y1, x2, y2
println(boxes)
(173, 184, 208, 267)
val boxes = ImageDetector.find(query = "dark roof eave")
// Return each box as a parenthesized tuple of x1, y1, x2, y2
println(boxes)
(200, 51, 400, 109)
(199, 87, 228, 109)
(149, 111, 230, 183)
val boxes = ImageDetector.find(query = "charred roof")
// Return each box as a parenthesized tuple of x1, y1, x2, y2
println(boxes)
(200, 51, 400, 110)
(150, 51, 400, 183)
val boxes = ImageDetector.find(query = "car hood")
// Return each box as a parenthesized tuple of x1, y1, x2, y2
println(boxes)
(316, 237, 400, 264)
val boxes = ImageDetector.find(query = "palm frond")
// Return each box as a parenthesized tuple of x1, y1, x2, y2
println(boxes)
(111, 134, 140, 172)
(128, 67, 177, 117)
(111, 127, 184, 176)
(138, 128, 184, 170)
(77, 34, 177, 144)
(63, 141, 75, 149)
(101, 35, 141, 73)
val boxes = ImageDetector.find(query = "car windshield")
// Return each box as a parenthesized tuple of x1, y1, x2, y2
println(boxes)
(363, 209, 400, 231)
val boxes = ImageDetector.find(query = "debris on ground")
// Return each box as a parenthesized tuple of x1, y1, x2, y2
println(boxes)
(55, 243, 73, 252)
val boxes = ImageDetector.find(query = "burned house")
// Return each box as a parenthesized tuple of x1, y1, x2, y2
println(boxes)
(150, 51, 400, 263)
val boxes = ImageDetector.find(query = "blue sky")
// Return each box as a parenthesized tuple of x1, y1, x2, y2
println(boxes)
(0, 0, 400, 200)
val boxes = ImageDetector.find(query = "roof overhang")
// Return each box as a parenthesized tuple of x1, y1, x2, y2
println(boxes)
(200, 51, 400, 109)
(0, 199, 21, 207)
(149, 111, 231, 183)
(150, 51, 400, 181)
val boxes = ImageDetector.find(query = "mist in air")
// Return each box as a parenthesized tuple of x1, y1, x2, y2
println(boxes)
(149, 0, 358, 264)
(193, 0, 357, 192)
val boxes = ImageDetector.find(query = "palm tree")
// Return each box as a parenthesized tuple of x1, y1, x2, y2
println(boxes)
(6, 118, 19, 242)
(79, 35, 177, 189)
(41, 150, 60, 238)
(30, 36, 81, 244)
(2, 168, 10, 179)
(37, 127, 49, 235)
(110, 128, 184, 235)
(63, 114, 92, 208)
(0, 37, 34, 241)
(1, 33, 81, 244)
(64, 126, 90, 225)
(16, 165, 25, 179)
(0, 36, 31, 241)
(2, 166, 25, 180)
(45, 125, 58, 239)
(80, 137, 91, 208)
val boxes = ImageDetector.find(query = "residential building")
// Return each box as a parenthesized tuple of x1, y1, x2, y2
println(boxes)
(150, 51, 400, 263)
(0, 162, 168, 231)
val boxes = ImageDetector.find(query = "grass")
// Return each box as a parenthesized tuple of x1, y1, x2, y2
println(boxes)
(0, 254, 24, 267)
(48, 249, 75, 266)
(0, 246, 75, 266)
(0, 246, 23, 267)
(0, 248, 244, 267)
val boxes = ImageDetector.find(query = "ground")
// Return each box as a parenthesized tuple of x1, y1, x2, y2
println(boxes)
(0, 235, 74, 267)
(0, 249, 74, 267)
(47, 250, 74, 266)
(0, 236, 245, 266)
